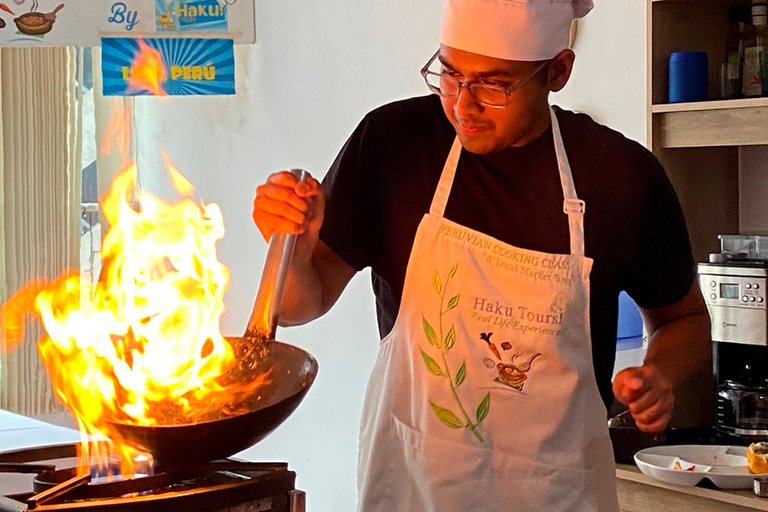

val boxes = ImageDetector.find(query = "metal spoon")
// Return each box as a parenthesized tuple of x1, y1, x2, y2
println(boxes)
(245, 168, 309, 341)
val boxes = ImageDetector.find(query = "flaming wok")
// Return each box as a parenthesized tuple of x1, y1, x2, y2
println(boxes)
(110, 339, 317, 467)
(108, 168, 316, 467)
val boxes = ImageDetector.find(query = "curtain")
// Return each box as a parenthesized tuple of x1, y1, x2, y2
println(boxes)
(0, 47, 83, 416)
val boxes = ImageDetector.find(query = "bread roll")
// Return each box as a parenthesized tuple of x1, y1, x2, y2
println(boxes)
(748, 442, 768, 474)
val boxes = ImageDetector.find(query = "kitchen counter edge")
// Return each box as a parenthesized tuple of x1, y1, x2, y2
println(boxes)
(616, 463, 768, 511)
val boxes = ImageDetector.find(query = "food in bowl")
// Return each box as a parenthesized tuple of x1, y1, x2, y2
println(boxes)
(747, 442, 768, 474)
(14, 12, 53, 35)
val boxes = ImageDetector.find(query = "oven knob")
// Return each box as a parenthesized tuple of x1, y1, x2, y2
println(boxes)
(711, 293, 717, 300)
(744, 296, 749, 302)
(751, 296, 757, 302)
(711, 281, 717, 288)
(755, 283, 761, 290)
(747, 283, 753, 289)
(759, 297, 764, 303)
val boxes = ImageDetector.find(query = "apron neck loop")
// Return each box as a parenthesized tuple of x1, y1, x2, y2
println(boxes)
(429, 106, 586, 257)
(549, 107, 586, 256)
(429, 137, 462, 217)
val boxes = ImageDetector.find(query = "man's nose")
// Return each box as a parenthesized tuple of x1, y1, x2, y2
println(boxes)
(454, 84, 483, 116)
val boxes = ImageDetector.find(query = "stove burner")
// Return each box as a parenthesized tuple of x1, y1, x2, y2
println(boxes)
(0, 444, 304, 512)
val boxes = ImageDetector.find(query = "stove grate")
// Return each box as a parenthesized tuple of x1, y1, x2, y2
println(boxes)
(0, 445, 303, 512)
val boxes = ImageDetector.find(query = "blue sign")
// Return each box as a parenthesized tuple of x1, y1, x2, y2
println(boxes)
(101, 38, 235, 96)
(156, 0, 228, 32)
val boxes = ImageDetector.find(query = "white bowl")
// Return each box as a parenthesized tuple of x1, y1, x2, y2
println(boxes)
(634, 445, 754, 489)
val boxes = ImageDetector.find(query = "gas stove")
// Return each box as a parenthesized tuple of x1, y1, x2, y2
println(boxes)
(0, 443, 305, 512)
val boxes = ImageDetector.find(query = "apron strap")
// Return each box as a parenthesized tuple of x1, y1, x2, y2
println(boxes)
(549, 107, 585, 256)
(429, 137, 462, 216)
(429, 106, 586, 256)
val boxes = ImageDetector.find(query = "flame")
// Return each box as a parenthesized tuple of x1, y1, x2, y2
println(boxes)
(0, 40, 271, 475)
(100, 106, 132, 157)
(128, 39, 167, 97)
(100, 40, 167, 157)
(0, 143, 269, 476)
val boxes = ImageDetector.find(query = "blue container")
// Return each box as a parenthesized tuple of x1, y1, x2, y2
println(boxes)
(616, 291, 643, 351)
(669, 51, 708, 103)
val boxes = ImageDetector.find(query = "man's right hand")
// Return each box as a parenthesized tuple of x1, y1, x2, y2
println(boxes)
(252, 170, 325, 265)
(252, 170, 355, 326)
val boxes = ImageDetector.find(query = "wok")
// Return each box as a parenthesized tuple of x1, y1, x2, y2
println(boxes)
(111, 339, 317, 467)
(109, 169, 316, 467)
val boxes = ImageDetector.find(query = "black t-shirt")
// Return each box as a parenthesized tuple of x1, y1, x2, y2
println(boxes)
(320, 94, 696, 409)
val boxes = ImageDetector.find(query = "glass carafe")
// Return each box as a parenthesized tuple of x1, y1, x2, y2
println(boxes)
(716, 364, 768, 439)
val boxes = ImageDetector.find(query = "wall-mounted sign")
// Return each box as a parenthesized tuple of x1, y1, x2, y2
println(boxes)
(102, 37, 235, 96)
(156, 0, 227, 33)
(0, 0, 254, 47)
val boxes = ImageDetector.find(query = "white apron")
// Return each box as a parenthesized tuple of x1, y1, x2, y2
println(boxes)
(357, 107, 619, 512)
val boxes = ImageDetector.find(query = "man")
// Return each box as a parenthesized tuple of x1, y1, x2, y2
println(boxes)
(252, 0, 712, 510)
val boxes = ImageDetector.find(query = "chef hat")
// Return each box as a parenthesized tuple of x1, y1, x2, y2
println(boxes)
(440, 0, 594, 61)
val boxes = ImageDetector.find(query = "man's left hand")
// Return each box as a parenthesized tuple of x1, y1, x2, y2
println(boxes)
(612, 364, 674, 433)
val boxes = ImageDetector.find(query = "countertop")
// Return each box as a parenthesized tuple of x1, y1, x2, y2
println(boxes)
(0, 410, 80, 453)
(0, 409, 81, 497)
(3, 412, 767, 511)
(617, 463, 768, 512)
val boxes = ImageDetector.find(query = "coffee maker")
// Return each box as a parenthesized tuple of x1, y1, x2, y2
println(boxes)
(699, 235, 768, 444)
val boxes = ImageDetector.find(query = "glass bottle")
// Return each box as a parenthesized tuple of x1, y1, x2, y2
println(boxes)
(742, 1, 768, 97)
(724, 5, 750, 98)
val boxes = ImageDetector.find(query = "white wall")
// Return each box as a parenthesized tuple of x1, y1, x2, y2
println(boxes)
(128, 1, 647, 511)
(555, 1, 648, 146)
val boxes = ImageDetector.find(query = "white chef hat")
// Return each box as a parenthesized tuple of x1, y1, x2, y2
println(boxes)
(440, 0, 594, 61)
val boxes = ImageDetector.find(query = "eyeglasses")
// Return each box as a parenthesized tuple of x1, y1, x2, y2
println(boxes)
(420, 50, 550, 108)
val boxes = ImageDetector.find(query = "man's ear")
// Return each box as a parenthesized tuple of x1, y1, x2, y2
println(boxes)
(547, 49, 575, 92)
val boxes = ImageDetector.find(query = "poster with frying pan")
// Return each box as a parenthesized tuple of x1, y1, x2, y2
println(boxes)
(0, 0, 255, 47)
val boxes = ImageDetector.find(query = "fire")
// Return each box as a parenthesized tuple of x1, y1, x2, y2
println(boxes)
(1, 157, 270, 475)
(0, 41, 266, 475)
(100, 105, 132, 157)
(44, 160, 235, 425)
(127, 39, 167, 96)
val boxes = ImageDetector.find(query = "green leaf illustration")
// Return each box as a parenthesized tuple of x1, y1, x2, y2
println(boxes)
(430, 401, 465, 429)
(476, 392, 491, 423)
(446, 294, 460, 311)
(448, 264, 458, 279)
(444, 325, 456, 351)
(421, 349, 445, 376)
(432, 271, 442, 295)
(422, 314, 439, 348)
(455, 361, 466, 386)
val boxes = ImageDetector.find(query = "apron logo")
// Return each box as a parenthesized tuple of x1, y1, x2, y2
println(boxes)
(551, 292, 572, 314)
(471, 293, 573, 336)
(420, 263, 490, 443)
(480, 332, 541, 391)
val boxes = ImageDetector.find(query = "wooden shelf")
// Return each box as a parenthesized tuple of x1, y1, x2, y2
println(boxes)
(649, 1, 768, 148)
(647, 0, 743, 276)
(653, 97, 768, 113)
(653, 99, 768, 148)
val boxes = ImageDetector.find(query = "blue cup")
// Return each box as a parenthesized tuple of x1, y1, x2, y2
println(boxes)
(668, 51, 708, 103)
